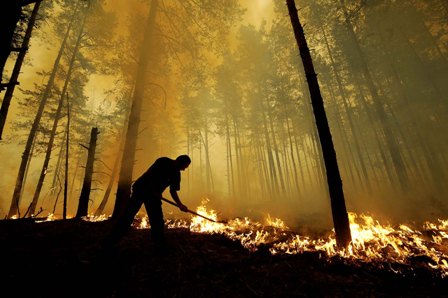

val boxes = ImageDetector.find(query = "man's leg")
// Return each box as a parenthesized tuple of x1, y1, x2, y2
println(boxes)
(144, 198, 165, 247)
(103, 193, 143, 248)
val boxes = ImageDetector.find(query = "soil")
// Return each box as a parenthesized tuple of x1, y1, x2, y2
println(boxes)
(1, 218, 446, 298)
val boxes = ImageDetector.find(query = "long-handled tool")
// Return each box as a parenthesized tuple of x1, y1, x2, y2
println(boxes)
(161, 197, 226, 224)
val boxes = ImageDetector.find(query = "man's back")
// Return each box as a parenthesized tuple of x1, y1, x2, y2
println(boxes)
(132, 157, 180, 194)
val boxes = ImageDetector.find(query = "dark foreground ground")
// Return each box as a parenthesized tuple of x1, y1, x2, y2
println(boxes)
(1, 218, 447, 298)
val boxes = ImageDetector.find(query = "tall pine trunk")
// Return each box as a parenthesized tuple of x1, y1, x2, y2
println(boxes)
(339, 0, 408, 190)
(76, 127, 98, 218)
(28, 7, 88, 216)
(0, 1, 22, 86)
(63, 94, 70, 219)
(321, 24, 371, 191)
(7, 8, 77, 218)
(112, 0, 158, 219)
(287, 0, 351, 248)
(0, 0, 42, 139)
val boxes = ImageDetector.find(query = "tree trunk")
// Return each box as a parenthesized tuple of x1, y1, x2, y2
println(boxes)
(112, 0, 158, 219)
(0, 0, 41, 138)
(28, 6, 88, 216)
(284, 114, 301, 195)
(63, 94, 70, 219)
(321, 24, 371, 191)
(50, 129, 67, 194)
(339, 0, 409, 190)
(0, 0, 22, 87)
(7, 8, 77, 218)
(76, 127, 98, 218)
(94, 131, 125, 216)
(266, 99, 287, 195)
(225, 113, 235, 198)
(287, 0, 351, 248)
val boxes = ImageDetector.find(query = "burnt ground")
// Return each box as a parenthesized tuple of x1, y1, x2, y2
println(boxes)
(0, 218, 447, 298)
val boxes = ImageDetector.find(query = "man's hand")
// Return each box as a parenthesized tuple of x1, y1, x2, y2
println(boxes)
(178, 203, 188, 212)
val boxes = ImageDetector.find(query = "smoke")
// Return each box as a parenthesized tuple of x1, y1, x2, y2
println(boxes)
(1, 0, 447, 228)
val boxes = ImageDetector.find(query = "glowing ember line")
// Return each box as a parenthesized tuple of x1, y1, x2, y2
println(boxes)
(176, 204, 448, 278)
(107, 200, 447, 278)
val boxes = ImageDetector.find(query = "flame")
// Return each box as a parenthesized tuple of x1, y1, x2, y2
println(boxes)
(81, 214, 109, 222)
(172, 202, 448, 277)
(80, 199, 448, 277)
(35, 213, 55, 222)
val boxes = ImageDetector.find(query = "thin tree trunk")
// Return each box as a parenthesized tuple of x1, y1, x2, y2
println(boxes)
(63, 93, 70, 219)
(225, 113, 235, 198)
(0, 0, 41, 139)
(292, 129, 307, 191)
(260, 98, 280, 196)
(28, 7, 88, 216)
(75, 127, 98, 218)
(232, 120, 243, 197)
(7, 8, 77, 218)
(50, 129, 67, 194)
(287, 0, 351, 248)
(284, 115, 300, 195)
(94, 140, 122, 216)
(266, 100, 287, 194)
(321, 24, 370, 191)
(339, 0, 409, 190)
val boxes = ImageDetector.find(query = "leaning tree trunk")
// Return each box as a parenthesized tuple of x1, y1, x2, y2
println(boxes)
(76, 127, 98, 219)
(0, 0, 22, 87)
(7, 9, 76, 219)
(0, 0, 42, 139)
(286, 0, 351, 248)
(112, 0, 158, 219)
(27, 4, 88, 217)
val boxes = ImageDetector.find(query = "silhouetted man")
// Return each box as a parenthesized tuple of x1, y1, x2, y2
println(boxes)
(104, 155, 191, 250)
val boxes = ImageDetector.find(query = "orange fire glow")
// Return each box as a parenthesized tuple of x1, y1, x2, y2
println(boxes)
(36, 199, 447, 278)
(142, 201, 448, 277)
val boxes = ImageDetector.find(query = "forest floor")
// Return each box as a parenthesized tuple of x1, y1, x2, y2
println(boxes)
(1, 218, 447, 298)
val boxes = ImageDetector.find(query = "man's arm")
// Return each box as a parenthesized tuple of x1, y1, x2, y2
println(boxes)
(170, 188, 188, 212)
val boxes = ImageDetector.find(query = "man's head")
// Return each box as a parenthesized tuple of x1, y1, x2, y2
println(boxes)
(175, 154, 191, 171)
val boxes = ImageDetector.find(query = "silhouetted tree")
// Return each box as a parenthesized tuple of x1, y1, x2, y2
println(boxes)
(287, 0, 351, 248)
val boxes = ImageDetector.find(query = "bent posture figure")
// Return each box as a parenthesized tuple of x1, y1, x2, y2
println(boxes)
(104, 155, 191, 249)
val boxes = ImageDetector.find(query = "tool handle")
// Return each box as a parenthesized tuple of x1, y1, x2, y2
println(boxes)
(161, 197, 217, 223)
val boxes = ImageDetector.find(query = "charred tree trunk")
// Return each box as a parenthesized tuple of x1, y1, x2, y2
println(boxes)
(0, 0, 41, 139)
(7, 9, 76, 218)
(287, 0, 351, 248)
(112, 0, 158, 219)
(0, 0, 22, 87)
(0, 0, 40, 88)
(75, 127, 98, 219)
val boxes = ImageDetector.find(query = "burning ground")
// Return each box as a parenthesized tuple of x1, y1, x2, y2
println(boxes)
(1, 207, 447, 297)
